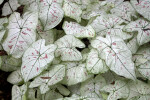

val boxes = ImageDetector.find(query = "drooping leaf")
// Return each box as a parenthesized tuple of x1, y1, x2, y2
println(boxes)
(2, 0, 20, 16)
(91, 14, 132, 40)
(63, 0, 82, 23)
(21, 39, 57, 82)
(61, 62, 93, 86)
(0, 17, 8, 30)
(127, 80, 150, 100)
(91, 35, 136, 80)
(55, 35, 85, 61)
(27, 88, 42, 100)
(2, 12, 38, 58)
(12, 84, 27, 100)
(63, 21, 95, 38)
(0, 0, 3, 5)
(80, 75, 106, 98)
(39, 0, 64, 30)
(101, 80, 129, 100)
(124, 19, 150, 45)
(131, 0, 150, 21)
(111, 1, 136, 22)
(86, 49, 108, 74)
(7, 68, 23, 85)
(56, 84, 70, 96)
(29, 64, 65, 94)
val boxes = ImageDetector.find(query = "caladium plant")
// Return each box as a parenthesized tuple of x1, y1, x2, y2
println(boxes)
(0, 0, 150, 100)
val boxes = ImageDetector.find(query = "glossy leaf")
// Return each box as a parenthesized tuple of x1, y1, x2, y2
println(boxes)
(21, 39, 57, 82)
(91, 35, 136, 80)
(2, 12, 38, 58)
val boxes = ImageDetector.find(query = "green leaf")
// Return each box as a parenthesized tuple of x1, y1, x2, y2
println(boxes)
(21, 39, 57, 82)
(2, 12, 38, 58)
(91, 35, 136, 80)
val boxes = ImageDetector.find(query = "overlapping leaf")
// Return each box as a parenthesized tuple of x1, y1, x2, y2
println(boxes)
(55, 35, 85, 61)
(91, 35, 136, 80)
(2, 12, 38, 58)
(91, 14, 132, 40)
(63, 21, 95, 38)
(21, 39, 57, 82)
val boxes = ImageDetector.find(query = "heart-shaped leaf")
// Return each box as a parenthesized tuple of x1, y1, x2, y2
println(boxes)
(86, 49, 108, 74)
(80, 75, 106, 98)
(21, 39, 57, 82)
(62, 62, 93, 86)
(63, 0, 82, 23)
(91, 14, 132, 40)
(131, 0, 150, 21)
(111, 1, 136, 22)
(2, 12, 38, 58)
(55, 35, 85, 61)
(12, 85, 27, 100)
(39, 0, 64, 31)
(123, 19, 150, 45)
(63, 21, 95, 38)
(29, 64, 65, 94)
(91, 35, 136, 80)
(101, 80, 129, 100)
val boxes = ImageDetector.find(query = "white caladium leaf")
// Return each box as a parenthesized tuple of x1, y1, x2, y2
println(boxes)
(62, 62, 93, 86)
(124, 19, 150, 45)
(39, 0, 64, 31)
(0, 56, 21, 72)
(21, 39, 57, 82)
(131, 0, 150, 21)
(63, 21, 95, 38)
(130, 95, 150, 100)
(55, 35, 85, 61)
(37, 21, 56, 45)
(63, 0, 82, 23)
(2, 0, 20, 16)
(111, 2, 136, 22)
(2, 12, 38, 58)
(12, 85, 27, 100)
(56, 84, 70, 96)
(106, 0, 124, 7)
(86, 49, 108, 74)
(127, 35, 139, 54)
(91, 35, 136, 80)
(127, 80, 150, 100)
(42, 89, 63, 100)
(80, 75, 106, 98)
(0, 0, 3, 5)
(27, 88, 42, 100)
(29, 64, 65, 94)
(68, 83, 81, 96)
(91, 14, 132, 40)
(101, 80, 129, 100)
(7, 69, 23, 85)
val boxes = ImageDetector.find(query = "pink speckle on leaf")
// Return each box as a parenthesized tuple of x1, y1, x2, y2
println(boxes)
(37, 67, 39, 72)
(19, 41, 24, 44)
(23, 66, 26, 68)
(112, 42, 116, 45)
(22, 32, 27, 35)
(8, 45, 13, 49)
